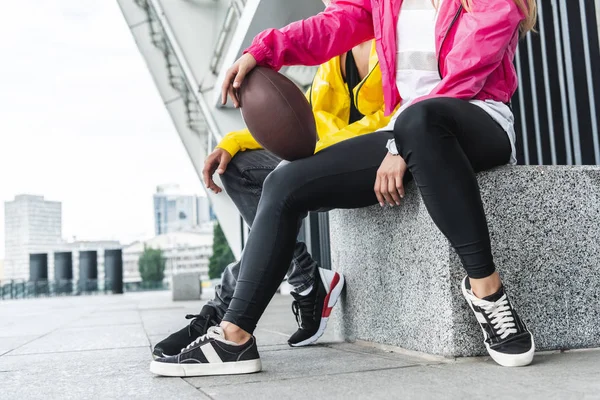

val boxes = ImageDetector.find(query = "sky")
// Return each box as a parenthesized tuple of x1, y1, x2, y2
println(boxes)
(0, 0, 204, 257)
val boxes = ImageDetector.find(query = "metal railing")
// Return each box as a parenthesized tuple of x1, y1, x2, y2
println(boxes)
(209, 0, 246, 75)
(0, 279, 169, 300)
(134, 0, 224, 146)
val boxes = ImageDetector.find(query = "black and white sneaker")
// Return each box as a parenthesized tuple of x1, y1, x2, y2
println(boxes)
(288, 268, 344, 347)
(152, 305, 219, 358)
(150, 326, 262, 377)
(461, 276, 535, 367)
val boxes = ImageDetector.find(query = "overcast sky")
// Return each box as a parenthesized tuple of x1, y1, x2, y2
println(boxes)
(0, 0, 204, 258)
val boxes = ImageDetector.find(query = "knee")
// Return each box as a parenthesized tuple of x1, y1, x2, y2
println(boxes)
(261, 167, 296, 208)
(220, 154, 245, 188)
(393, 100, 446, 151)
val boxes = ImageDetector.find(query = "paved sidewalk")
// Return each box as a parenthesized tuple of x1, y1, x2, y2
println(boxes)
(1, 291, 599, 399)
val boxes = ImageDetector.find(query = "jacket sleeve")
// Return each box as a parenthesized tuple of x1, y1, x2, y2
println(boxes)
(413, 0, 523, 104)
(217, 129, 263, 157)
(314, 104, 392, 153)
(245, 1, 374, 70)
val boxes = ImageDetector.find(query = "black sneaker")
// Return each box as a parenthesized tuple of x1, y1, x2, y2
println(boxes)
(152, 305, 219, 358)
(461, 276, 535, 367)
(150, 326, 262, 377)
(288, 268, 345, 347)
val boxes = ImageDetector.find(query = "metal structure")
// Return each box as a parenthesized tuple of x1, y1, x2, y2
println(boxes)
(29, 253, 48, 282)
(514, 0, 600, 165)
(104, 249, 124, 294)
(79, 251, 98, 292)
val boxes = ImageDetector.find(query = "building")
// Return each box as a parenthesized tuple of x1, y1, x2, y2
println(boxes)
(0, 259, 4, 281)
(58, 240, 122, 282)
(153, 184, 212, 235)
(123, 229, 213, 283)
(4, 195, 63, 280)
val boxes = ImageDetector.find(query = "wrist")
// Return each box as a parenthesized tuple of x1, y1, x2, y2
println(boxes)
(385, 138, 399, 155)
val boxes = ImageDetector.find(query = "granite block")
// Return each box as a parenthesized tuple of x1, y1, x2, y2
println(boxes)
(329, 166, 600, 356)
(171, 272, 202, 301)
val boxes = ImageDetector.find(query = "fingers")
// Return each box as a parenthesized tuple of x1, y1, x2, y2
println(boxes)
(374, 175, 385, 207)
(221, 54, 257, 107)
(380, 177, 395, 206)
(228, 84, 239, 108)
(202, 156, 222, 194)
(216, 154, 230, 175)
(221, 67, 237, 105)
(395, 174, 405, 199)
(388, 177, 401, 206)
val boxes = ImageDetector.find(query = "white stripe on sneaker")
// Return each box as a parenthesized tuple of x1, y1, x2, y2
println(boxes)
(200, 343, 223, 363)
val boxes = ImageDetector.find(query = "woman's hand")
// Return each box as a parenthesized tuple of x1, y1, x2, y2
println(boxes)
(375, 152, 407, 207)
(221, 53, 258, 108)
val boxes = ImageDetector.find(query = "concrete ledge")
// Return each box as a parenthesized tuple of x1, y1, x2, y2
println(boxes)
(329, 166, 600, 357)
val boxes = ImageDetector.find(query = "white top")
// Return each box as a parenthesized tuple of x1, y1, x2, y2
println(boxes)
(379, 0, 517, 164)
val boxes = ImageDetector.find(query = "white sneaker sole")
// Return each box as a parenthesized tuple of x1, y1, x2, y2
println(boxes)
(289, 271, 345, 347)
(150, 358, 262, 377)
(461, 279, 535, 367)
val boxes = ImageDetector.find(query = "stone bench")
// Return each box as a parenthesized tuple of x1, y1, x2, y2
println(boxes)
(329, 166, 600, 357)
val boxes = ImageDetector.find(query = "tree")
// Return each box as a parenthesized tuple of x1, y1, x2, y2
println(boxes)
(138, 246, 166, 282)
(208, 223, 235, 279)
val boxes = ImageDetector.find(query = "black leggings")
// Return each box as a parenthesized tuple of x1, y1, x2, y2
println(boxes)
(223, 98, 512, 333)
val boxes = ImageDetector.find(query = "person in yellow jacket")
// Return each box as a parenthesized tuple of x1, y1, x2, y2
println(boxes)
(152, 39, 391, 358)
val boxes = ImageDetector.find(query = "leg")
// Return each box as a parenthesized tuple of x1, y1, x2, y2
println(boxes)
(208, 150, 318, 320)
(393, 98, 510, 294)
(222, 131, 395, 335)
(152, 150, 318, 357)
(393, 98, 533, 367)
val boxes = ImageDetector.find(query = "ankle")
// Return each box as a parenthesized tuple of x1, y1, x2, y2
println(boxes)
(220, 321, 252, 345)
(470, 272, 502, 299)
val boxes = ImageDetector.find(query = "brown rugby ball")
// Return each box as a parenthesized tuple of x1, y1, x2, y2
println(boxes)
(239, 67, 317, 161)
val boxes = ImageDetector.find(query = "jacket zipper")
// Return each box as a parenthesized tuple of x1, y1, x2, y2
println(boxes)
(437, 5, 463, 79)
(353, 61, 379, 113)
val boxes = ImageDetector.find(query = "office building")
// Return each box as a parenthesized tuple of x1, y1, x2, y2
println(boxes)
(123, 229, 213, 283)
(4, 195, 62, 280)
(153, 184, 211, 235)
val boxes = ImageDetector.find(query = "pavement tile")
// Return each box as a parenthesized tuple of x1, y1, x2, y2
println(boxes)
(0, 336, 40, 355)
(185, 345, 417, 389)
(0, 347, 207, 400)
(9, 324, 150, 355)
(203, 350, 600, 400)
(66, 310, 142, 328)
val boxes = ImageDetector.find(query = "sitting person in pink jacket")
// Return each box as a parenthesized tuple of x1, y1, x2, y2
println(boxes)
(151, 0, 538, 377)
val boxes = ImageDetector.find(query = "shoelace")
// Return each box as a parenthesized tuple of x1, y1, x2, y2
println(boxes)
(181, 326, 223, 352)
(471, 293, 517, 340)
(291, 296, 316, 329)
(185, 313, 211, 337)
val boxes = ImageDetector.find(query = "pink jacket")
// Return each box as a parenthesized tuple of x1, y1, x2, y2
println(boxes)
(245, 0, 524, 116)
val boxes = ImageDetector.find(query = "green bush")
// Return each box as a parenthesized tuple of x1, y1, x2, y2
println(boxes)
(138, 247, 166, 282)
(208, 223, 235, 279)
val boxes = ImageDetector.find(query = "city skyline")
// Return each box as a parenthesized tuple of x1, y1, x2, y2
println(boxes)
(0, 0, 206, 258)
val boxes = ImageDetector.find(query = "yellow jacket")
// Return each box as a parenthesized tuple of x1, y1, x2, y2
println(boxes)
(217, 41, 391, 157)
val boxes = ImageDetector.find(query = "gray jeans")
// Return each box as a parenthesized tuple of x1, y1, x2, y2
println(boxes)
(206, 150, 318, 320)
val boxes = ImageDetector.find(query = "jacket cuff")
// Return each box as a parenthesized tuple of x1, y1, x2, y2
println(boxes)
(244, 41, 275, 70)
(217, 140, 240, 158)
